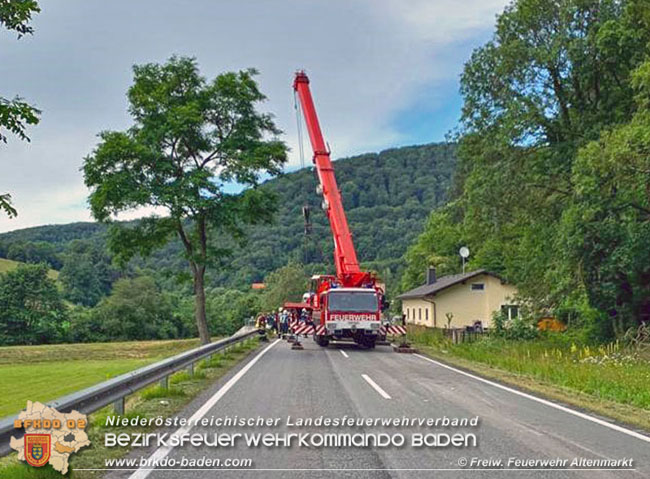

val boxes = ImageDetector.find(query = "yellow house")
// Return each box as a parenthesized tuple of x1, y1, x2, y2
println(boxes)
(397, 268, 518, 329)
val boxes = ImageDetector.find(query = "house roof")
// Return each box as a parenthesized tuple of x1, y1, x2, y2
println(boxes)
(397, 269, 500, 299)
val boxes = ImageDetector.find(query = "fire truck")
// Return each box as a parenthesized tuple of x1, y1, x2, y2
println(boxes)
(292, 71, 392, 349)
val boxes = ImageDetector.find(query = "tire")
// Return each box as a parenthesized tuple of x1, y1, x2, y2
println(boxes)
(316, 336, 330, 347)
(363, 337, 376, 349)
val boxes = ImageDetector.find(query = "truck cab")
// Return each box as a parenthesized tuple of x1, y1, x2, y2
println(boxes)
(315, 287, 382, 348)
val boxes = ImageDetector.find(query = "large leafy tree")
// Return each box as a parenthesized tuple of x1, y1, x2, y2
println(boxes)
(83, 57, 287, 344)
(561, 59, 650, 337)
(0, 263, 67, 345)
(456, 0, 648, 297)
(206, 288, 261, 335)
(402, 0, 650, 337)
(0, 0, 41, 218)
(261, 262, 308, 312)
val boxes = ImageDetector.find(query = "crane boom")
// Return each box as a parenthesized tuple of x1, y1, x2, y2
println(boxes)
(293, 71, 369, 286)
(289, 70, 390, 350)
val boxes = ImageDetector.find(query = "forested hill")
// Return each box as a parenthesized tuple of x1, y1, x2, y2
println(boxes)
(0, 142, 456, 288)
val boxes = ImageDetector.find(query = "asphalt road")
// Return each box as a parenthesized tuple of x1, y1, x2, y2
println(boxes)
(108, 338, 650, 479)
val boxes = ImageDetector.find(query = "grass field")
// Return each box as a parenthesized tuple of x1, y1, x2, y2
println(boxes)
(0, 336, 261, 479)
(0, 337, 208, 417)
(408, 326, 650, 430)
(0, 258, 59, 280)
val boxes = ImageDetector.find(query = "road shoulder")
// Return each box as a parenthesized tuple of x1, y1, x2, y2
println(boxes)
(414, 346, 650, 434)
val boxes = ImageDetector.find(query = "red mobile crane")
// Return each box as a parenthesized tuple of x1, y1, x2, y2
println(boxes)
(293, 71, 387, 348)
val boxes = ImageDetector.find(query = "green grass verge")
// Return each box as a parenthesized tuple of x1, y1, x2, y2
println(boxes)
(0, 359, 152, 417)
(0, 337, 221, 417)
(0, 336, 261, 479)
(407, 326, 650, 431)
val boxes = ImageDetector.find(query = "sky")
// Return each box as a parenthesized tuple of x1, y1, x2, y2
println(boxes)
(0, 0, 509, 233)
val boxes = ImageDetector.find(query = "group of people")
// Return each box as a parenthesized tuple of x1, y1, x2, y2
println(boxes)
(255, 307, 312, 336)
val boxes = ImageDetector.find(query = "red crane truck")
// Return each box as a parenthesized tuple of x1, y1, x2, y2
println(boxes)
(293, 71, 388, 348)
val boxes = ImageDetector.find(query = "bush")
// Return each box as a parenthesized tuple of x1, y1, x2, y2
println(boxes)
(89, 276, 191, 341)
(67, 305, 106, 343)
(492, 312, 538, 340)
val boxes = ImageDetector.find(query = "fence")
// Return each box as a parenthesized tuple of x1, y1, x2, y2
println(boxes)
(0, 328, 259, 457)
(442, 327, 490, 344)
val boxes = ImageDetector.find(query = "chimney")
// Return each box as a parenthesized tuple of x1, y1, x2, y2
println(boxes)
(426, 266, 437, 285)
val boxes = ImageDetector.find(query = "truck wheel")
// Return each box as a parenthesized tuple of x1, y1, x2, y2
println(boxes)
(316, 336, 329, 347)
(363, 337, 376, 349)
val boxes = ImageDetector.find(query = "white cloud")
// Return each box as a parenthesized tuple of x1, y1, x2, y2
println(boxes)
(0, 0, 508, 233)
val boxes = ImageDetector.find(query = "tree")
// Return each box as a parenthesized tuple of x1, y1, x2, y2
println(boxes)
(560, 58, 650, 337)
(205, 288, 261, 335)
(6, 240, 62, 269)
(90, 276, 186, 341)
(400, 205, 464, 292)
(261, 262, 308, 311)
(0, 263, 67, 345)
(60, 240, 118, 306)
(83, 57, 287, 344)
(0, 0, 41, 218)
(402, 0, 650, 337)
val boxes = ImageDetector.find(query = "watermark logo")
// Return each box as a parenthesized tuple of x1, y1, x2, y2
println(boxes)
(10, 401, 90, 475)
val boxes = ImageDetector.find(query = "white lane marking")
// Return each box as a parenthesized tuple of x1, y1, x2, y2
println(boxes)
(129, 339, 281, 479)
(362, 374, 391, 399)
(340, 350, 349, 358)
(414, 354, 650, 444)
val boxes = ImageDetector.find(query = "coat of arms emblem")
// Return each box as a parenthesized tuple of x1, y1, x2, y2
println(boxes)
(25, 434, 51, 467)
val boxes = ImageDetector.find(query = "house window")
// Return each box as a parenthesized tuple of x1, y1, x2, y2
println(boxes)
(501, 305, 519, 320)
(471, 283, 484, 291)
(418, 308, 422, 321)
(425, 308, 429, 322)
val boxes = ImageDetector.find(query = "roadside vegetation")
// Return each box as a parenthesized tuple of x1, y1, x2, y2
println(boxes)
(408, 326, 650, 430)
(0, 336, 262, 479)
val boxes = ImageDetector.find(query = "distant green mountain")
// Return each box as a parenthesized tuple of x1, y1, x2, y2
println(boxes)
(0, 142, 456, 290)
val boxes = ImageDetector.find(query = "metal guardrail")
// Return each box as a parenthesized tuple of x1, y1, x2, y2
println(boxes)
(0, 328, 260, 457)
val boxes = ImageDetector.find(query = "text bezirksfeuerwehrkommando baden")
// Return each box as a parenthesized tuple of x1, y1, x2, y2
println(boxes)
(105, 414, 479, 429)
(105, 431, 477, 449)
(104, 415, 480, 449)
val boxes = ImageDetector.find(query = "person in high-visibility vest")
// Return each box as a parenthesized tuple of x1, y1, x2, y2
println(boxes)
(255, 314, 266, 330)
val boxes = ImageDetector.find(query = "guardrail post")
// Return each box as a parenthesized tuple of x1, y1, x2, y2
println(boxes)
(160, 376, 168, 389)
(113, 397, 125, 415)
(187, 362, 194, 376)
